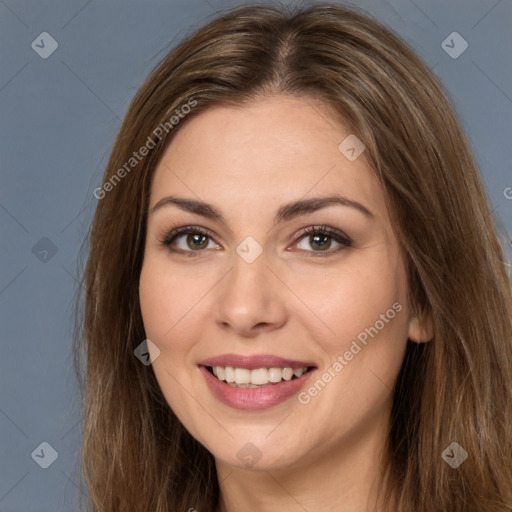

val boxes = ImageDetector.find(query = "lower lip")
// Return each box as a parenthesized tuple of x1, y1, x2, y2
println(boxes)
(199, 365, 315, 410)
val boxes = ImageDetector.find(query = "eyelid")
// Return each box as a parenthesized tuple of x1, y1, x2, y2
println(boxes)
(294, 224, 352, 245)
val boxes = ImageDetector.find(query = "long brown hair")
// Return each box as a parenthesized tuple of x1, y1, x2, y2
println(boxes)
(74, 3, 512, 511)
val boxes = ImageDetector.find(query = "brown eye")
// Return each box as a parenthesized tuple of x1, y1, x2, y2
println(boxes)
(295, 225, 352, 255)
(309, 234, 332, 251)
(185, 233, 209, 250)
(160, 226, 220, 254)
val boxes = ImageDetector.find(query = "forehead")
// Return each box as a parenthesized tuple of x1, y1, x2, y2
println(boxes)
(149, 95, 386, 221)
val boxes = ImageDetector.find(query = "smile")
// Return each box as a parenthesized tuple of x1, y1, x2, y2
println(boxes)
(199, 364, 316, 410)
(208, 365, 312, 387)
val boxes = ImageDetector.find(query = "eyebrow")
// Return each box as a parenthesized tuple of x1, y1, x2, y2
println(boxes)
(149, 194, 373, 224)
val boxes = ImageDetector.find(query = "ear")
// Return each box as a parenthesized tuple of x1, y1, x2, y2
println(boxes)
(408, 307, 434, 343)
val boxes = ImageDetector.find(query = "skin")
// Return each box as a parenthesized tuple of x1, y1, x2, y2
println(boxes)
(139, 95, 433, 512)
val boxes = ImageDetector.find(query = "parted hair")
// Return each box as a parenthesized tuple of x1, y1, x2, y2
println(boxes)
(74, 3, 512, 511)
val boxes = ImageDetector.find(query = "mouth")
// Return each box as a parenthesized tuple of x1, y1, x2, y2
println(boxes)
(203, 365, 316, 388)
(199, 363, 317, 410)
(197, 353, 318, 409)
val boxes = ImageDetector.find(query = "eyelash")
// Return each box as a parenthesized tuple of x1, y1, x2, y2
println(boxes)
(158, 224, 352, 258)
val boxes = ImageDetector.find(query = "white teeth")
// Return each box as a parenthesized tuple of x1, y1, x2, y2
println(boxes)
(224, 366, 235, 383)
(210, 365, 310, 386)
(251, 368, 269, 385)
(293, 367, 304, 378)
(226, 382, 261, 388)
(234, 368, 251, 384)
(268, 367, 283, 383)
(282, 368, 294, 381)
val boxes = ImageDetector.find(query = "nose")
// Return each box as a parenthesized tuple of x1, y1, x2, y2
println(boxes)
(214, 251, 288, 338)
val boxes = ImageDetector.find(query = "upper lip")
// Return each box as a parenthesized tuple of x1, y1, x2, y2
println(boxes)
(199, 353, 316, 370)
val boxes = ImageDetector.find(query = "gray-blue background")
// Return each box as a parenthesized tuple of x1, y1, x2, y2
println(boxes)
(1, 0, 511, 510)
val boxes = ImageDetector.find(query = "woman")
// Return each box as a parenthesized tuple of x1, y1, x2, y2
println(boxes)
(74, 3, 512, 511)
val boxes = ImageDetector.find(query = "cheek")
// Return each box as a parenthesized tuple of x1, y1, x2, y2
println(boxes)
(139, 259, 191, 353)
(138, 256, 217, 362)
(139, 262, 171, 340)
(138, 259, 205, 425)
(289, 252, 409, 357)
(288, 259, 409, 436)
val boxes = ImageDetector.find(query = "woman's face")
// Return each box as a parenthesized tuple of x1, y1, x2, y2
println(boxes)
(139, 95, 426, 472)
